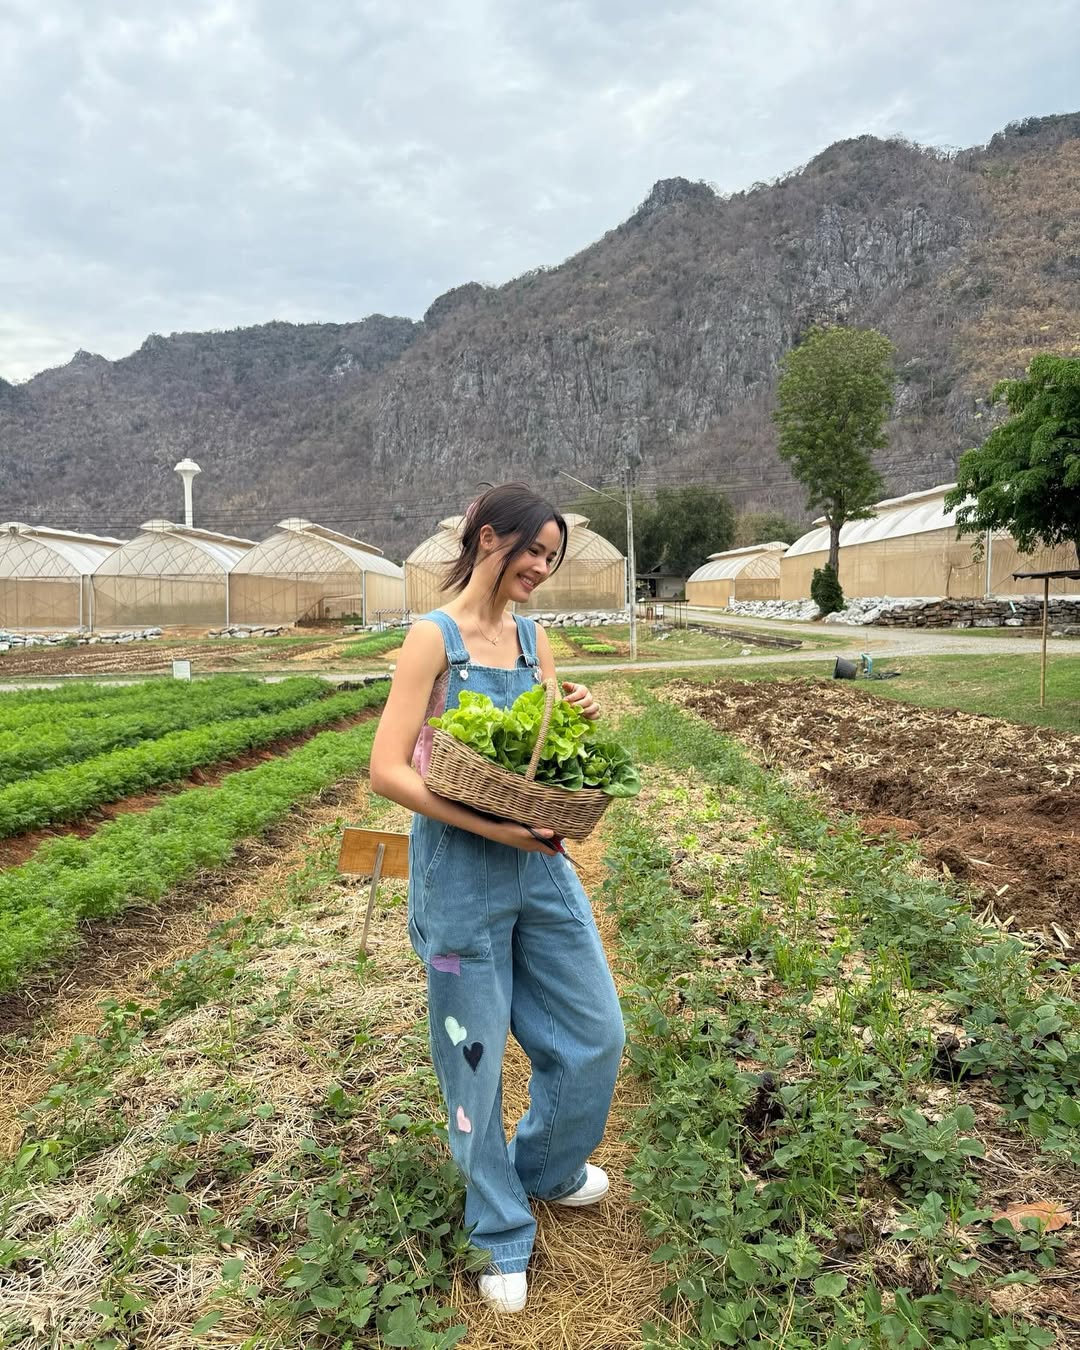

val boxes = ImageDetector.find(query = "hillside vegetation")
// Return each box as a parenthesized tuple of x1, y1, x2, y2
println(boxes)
(2, 114, 1079, 555)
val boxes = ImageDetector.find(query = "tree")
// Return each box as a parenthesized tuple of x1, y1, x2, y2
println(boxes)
(570, 484, 734, 574)
(944, 355, 1080, 565)
(774, 326, 895, 575)
(733, 510, 802, 547)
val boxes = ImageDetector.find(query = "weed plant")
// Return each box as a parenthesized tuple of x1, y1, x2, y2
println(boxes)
(606, 686, 1069, 1348)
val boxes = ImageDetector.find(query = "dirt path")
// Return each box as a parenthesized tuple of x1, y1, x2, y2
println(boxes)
(454, 823, 684, 1349)
(3, 782, 677, 1347)
(671, 677, 1080, 936)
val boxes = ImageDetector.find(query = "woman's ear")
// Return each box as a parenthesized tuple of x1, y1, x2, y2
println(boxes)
(478, 524, 498, 553)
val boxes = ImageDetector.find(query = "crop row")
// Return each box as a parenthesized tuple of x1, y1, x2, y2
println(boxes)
(0, 674, 282, 735)
(0, 677, 331, 786)
(0, 718, 381, 992)
(608, 692, 1071, 1348)
(0, 682, 387, 840)
(339, 631, 406, 660)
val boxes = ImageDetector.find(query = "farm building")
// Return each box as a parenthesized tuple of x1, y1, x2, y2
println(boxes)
(685, 542, 786, 607)
(405, 513, 626, 615)
(780, 485, 1080, 600)
(92, 520, 255, 628)
(0, 522, 123, 629)
(228, 518, 406, 626)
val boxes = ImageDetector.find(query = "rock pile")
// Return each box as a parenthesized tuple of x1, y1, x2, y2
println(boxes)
(206, 624, 287, 638)
(724, 599, 820, 621)
(0, 627, 163, 649)
(529, 612, 626, 627)
(724, 596, 1080, 630)
(871, 597, 1080, 628)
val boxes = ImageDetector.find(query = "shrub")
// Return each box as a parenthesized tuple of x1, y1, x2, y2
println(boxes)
(810, 564, 844, 615)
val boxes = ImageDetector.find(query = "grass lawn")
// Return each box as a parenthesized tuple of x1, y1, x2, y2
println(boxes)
(654, 651, 1080, 733)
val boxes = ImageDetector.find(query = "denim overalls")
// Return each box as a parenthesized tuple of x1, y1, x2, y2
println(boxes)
(407, 609, 625, 1275)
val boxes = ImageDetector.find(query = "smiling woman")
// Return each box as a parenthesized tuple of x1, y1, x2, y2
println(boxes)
(369, 482, 626, 1314)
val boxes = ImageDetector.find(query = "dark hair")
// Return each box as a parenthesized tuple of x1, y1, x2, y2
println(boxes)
(443, 483, 567, 596)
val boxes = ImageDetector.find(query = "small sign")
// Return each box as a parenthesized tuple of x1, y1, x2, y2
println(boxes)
(338, 828, 409, 879)
(338, 828, 410, 954)
(172, 660, 192, 681)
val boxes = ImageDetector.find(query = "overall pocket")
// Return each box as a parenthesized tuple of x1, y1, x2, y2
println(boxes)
(413, 824, 491, 960)
(539, 853, 594, 927)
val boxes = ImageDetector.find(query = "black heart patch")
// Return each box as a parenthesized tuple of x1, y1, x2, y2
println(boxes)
(463, 1042, 484, 1072)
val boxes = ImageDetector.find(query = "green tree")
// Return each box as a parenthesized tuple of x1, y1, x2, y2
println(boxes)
(571, 485, 733, 573)
(774, 326, 894, 575)
(651, 486, 734, 572)
(732, 510, 802, 547)
(944, 355, 1080, 565)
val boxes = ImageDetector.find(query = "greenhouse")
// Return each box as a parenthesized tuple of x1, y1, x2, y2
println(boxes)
(405, 513, 626, 615)
(0, 522, 122, 629)
(685, 542, 786, 607)
(228, 518, 406, 626)
(780, 485, 1080, 600)
(92, 520, 255, 628)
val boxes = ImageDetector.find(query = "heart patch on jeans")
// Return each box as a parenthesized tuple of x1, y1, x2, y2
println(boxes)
(444, 1016, 467, 1046)
(463, 1042, 484, 1071)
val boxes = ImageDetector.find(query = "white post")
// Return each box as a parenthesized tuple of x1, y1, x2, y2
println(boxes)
(625, 464, 638, 659)
(174, 459, 201, 529)
(985, 529, 993, 597)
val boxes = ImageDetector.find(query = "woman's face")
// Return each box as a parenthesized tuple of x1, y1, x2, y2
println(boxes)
(483, 518, 563, 603)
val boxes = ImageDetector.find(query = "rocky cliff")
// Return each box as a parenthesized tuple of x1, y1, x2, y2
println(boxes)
(2, 112, 1079, 557)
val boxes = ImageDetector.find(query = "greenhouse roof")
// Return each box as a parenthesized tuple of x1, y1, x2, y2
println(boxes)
(688, 542, 787, 583)
(133, 520, 256, 571)
(232, 519, 404, 578)
(789, 484, 970, 558)
(0, 521, 124, 577)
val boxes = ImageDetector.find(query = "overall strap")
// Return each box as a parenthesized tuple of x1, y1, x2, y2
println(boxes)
(416, 610, 472, 678)
(512, 614, 543, 681)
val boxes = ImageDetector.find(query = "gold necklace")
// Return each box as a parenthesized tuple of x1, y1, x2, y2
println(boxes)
(475, 613, 505, 646)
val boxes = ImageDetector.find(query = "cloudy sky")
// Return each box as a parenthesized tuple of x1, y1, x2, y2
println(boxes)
(2, 0, 1078, 382)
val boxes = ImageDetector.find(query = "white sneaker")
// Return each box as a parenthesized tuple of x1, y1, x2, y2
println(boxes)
(478, 1271, 528, 1313)
(550, 1163, 609, 1208)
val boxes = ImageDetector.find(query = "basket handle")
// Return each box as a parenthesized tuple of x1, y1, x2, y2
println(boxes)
(525, 678, 561, 782)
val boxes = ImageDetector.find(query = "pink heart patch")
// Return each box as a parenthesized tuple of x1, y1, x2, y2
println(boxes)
(455, 1105, 472, 1134)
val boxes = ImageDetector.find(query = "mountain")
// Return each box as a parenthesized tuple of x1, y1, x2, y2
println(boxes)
(3, 112, 1079, 557)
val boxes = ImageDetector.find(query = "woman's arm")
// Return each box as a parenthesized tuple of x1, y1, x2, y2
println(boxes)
(369, 622, 559, 851)
(534, 624, 601, 720)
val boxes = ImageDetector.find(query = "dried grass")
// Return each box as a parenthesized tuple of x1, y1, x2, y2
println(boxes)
(0, 781, 367, 1156)
(1, 771, 687, 1347)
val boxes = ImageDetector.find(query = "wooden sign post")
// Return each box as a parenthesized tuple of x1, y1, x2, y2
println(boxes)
(337, 828, 410, 953)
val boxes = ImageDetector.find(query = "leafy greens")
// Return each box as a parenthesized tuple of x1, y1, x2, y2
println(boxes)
(429, 687, 640, 798)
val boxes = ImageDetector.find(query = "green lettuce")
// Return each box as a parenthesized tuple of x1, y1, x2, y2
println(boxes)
(429, 687, 640, 797)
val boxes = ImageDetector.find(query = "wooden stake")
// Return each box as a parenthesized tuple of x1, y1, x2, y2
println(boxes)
(1040, 575, 1049, 708)
(359, 841, 385, 955)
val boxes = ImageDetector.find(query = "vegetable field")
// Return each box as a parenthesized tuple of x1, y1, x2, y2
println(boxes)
(0, 674, 1077, 1348)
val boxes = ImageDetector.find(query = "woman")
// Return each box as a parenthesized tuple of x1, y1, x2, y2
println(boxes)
(369, 483, 625, 1314)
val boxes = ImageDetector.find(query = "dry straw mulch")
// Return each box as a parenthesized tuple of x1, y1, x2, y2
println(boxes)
(1, 780, 682, 1348)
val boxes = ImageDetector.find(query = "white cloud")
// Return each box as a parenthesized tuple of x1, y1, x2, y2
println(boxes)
(1, 0, 1078, 380)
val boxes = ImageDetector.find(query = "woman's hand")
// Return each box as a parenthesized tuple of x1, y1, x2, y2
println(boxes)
(489, 820, 563, 853)
(561, 680, 601, 720)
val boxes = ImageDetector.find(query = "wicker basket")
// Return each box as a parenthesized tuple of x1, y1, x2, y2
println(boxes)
(425, 678, 612, 841)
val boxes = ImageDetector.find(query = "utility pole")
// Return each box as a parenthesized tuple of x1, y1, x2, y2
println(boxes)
(556, 466, 637, 658)
(625, 463, 638, 659)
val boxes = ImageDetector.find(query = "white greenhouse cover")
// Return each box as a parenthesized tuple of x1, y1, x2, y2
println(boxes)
(98, 521, 256, 574)
(687, 542, 787, 584)
(232, 519, 404, 578)
(0, 522, 123, 577)
(785, 484, 971, 558)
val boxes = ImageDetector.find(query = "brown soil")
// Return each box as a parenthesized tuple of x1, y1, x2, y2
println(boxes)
(0, 634, 346, 679)
(670, 679, 1080, 935)
(0, 706, 379, 869)
(0, 779, 365, 1151)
